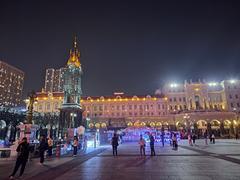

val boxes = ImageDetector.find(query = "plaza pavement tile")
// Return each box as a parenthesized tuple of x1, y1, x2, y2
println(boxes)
(1, 140, 240, 180)
(55, 140, 240, 180)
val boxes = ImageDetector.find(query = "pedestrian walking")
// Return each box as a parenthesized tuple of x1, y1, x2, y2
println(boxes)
(149, 134, 155, 156)
(172, 133, 177, 150)
(9, 137, 30, 179)
(73, 136, 78, 157)
(47, 137, 53, 158)
(236, 133, 239, 140)
(211, 133, 215, 144)
(161, 131, 165, 147)
(111, 133, 119, 156)
(192, 133, 196, 145)
(204, 131, 208, 145)
(188, 133, 193, 146)
(210, 134, 213, 143)
(138, 135, 146, 156)
(39, 136, 48, 164)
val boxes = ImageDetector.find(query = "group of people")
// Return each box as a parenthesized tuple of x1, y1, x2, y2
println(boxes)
(188, 133, 197, 146)
(138, 134, 156, 156)
(111, 133, 178, 157)
(204, 132, 216, 145)
(186, 132, 216, 146)
(9, 136, 53, 179)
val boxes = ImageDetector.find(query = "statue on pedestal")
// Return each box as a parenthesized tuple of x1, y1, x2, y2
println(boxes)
(18, 91, 38, 143)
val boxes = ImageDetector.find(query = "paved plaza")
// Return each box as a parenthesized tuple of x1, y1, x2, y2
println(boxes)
(1, 139, 240, 180)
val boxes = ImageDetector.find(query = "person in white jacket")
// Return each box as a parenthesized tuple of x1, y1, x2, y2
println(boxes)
(138, 135, 146, 156)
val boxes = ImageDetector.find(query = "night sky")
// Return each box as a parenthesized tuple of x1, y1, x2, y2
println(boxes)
(1, 0, 240, 97)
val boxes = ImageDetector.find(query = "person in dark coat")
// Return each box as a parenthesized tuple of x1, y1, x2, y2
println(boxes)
(161, 131, 165, 147)
(73, 136, 79, 157)
(39, 136, 48, 164)
(149, 134, 156, 156)
(111, 133, 119, 156)
(172, 133, 177, 150)
(192, 133, 196, 145)
(47, 137, 53, 158)
(9, 137, 30, 179)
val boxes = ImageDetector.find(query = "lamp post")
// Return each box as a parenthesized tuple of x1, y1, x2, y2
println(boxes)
(86, 117, 90, 130)
(70, 113, 77, 128)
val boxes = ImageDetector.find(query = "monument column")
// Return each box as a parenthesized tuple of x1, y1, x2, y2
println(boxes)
(59, 37, 84, 139)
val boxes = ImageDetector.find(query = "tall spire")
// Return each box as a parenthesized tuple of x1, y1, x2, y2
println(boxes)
(67, 36, 81, 68)
(74, 36, 77, 48)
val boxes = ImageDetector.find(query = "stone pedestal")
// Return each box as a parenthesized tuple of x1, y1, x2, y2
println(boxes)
(9, 124, 38, 158)
(59, 107, 84, 138)
(18, 124, 38, 143)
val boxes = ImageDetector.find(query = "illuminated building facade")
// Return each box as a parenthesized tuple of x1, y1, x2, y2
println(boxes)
(0, 60, 24, 107)
(161, 79, 240, 112)
(31, 92, 169, 129)
(44, 68, 65, 92)
(29, 80, 240, 133)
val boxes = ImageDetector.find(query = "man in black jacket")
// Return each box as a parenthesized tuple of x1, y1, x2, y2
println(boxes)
(149, 134, 156, 156)
(111, 133, 119, 156)
(39, 136, 48, 164)
(9, 137, 30, 179)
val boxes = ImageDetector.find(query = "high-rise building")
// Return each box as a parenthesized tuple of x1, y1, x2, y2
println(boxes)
(0, 60, 24, 107)
(44, 67, 65, 92)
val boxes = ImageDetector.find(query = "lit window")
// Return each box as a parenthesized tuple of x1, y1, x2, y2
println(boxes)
(129, 105, 132, 110)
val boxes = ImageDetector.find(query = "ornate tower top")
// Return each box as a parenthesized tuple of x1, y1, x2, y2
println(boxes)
(67, 36, 81, 68)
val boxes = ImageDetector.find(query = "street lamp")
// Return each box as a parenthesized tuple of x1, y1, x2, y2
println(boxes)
(70, 113, 77, 128)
